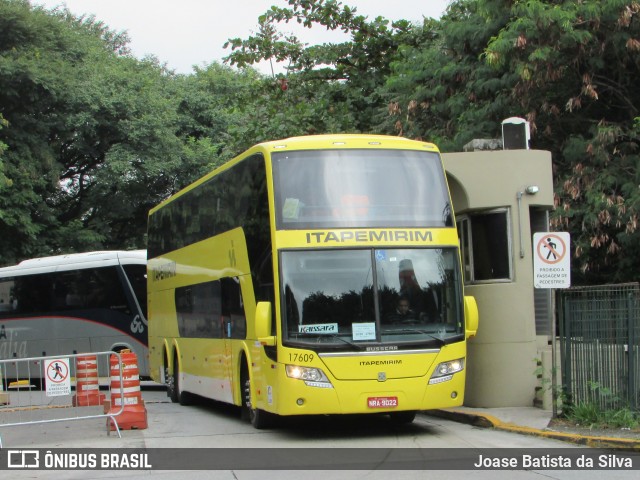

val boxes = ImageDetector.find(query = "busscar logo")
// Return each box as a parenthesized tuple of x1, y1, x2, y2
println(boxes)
(366, 346, 398, 352)
(152, 261, 177, 282)
(8, 450, 39, 469)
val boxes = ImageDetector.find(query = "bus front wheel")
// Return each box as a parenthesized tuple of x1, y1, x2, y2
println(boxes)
(241, 365, 272, 429)
(173, 354, 193, 406)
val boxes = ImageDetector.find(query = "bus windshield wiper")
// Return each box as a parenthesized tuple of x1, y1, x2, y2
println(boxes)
(291, 332, 364, 350)
(394, 328, 447, 347)
(325, 334, 364, 350)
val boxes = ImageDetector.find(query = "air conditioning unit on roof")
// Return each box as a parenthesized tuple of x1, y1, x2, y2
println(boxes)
(502, 117, 530, 150)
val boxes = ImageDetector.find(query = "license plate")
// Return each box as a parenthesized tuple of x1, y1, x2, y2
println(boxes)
(367, 396, 398, 408)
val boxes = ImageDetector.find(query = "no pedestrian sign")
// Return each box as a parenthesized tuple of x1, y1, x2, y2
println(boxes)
(44, 358, 71, 397)
(533, 232, 571, 289)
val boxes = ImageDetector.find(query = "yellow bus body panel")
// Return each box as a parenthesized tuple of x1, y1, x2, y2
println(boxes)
(250, 342, 467, 415)
(275, 229, 459, 250)
(147, 134, 474, 418)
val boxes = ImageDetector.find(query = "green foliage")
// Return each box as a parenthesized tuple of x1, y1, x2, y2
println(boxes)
(562, 382, 640, 429)
(0, 0, 185, 261)
(224, 0, 425, 132)
(382, 0, 640, 283)
(381, 0, 517, 150)
(0, 114, 9, 188)
(0, 0, 105, 261)
(0, 0, 638, 287)
(479, 0, 640, 283)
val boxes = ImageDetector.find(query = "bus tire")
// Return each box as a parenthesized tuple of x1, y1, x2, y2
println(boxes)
(241, 364, 273, 429)
(166, 359, 178, 403)
(389, 411, 417, 424)
(173, 353, 192, 406)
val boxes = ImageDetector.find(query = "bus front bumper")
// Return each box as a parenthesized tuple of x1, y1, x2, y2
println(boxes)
(261, 367, 466, 417)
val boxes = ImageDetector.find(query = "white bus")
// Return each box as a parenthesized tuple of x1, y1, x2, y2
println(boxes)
(0, 250, 148, 378)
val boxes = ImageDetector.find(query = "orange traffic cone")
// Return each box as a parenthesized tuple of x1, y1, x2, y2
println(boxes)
(107, 350, 147, 430)
(72, 355, 106, 407)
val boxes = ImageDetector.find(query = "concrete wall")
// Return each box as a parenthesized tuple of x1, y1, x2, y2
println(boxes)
(442, 150, 554, 407)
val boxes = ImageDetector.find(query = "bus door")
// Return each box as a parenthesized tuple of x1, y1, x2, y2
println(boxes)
(221, 277, 246, 390)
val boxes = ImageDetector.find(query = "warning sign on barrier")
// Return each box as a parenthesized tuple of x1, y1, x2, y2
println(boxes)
(533, 232, 571, 289)
(44, 358, 71, 397)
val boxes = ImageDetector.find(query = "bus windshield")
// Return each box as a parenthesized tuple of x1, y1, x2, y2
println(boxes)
(272, 149, 452, 229)
(281, 248, 462, 349)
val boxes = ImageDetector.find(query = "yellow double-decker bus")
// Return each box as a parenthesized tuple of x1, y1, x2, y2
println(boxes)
(147, 135, 478, 428)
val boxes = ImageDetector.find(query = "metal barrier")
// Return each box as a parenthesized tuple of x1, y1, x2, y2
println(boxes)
(559, 283, 640, 411)
(0, 351, 125, 447)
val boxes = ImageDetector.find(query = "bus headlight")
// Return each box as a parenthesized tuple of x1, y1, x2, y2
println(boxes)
(429, 358, 464, 385)
(286, 365, 333, 388)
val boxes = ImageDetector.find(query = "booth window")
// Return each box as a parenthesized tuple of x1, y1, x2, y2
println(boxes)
(457, 209, 512, 283)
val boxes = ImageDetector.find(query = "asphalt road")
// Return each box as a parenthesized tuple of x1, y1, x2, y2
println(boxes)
(1, 388, 638, 479)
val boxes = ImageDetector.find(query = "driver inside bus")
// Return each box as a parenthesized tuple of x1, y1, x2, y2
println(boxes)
(387, 296, 417, 323)
(398, 259, 440, 323)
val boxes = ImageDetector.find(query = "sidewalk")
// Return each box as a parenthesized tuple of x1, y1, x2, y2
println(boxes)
(427, 406, 640, 450)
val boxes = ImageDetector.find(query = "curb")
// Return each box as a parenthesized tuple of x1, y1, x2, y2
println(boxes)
(426, 409, 640, 450)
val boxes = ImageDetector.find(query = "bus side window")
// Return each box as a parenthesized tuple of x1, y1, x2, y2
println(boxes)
(54, 267, 130, 313)
(14, 274, 53, 313)
(122, 264, 148, 318)
(175, 281, 222, 339)
(254, 249, 275, 335)
(0, 279, 16, 313)
(84, 267, 130, 312)
(221, 277, 246, 339)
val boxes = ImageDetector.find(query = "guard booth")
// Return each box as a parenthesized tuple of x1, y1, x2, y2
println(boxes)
(442, 144, 555, 408)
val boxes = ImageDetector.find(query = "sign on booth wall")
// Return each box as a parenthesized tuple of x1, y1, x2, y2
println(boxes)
(44, 358, 71, 397)
(533, 232, 571, 289)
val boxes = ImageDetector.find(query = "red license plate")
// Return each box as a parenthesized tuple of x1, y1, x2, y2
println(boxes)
(367, 396, 398, 408)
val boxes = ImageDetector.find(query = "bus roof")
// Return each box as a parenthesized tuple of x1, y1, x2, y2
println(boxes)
(149, 134, 440, 215)
(255, 134, 439, 152)
(0, 250, 146, 277)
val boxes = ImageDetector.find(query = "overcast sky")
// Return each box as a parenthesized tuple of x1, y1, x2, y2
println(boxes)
(33, 0, 450, 74)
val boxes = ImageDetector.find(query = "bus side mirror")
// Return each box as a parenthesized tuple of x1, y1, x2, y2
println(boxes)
(464, 296, 479, 339)
(255, 301, 276, 346)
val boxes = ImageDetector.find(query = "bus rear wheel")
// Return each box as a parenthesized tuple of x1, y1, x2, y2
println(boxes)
(241, 365, 273, 429)
(166, 361, 178, 403)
